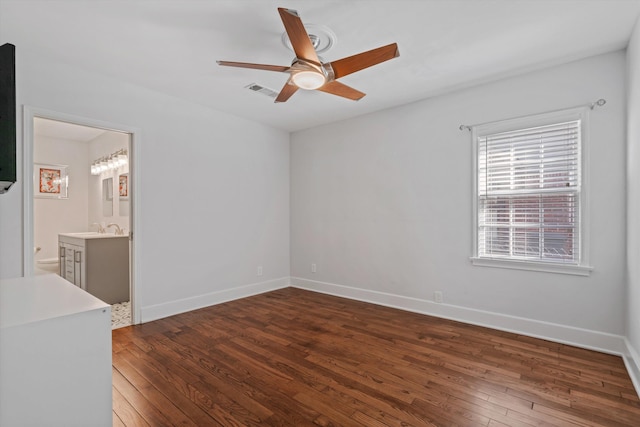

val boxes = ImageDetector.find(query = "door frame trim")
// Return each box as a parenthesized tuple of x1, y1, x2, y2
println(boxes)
(23, 105, 141, 325)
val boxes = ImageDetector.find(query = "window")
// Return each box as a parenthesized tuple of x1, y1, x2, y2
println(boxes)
(471, 109, 592, 275)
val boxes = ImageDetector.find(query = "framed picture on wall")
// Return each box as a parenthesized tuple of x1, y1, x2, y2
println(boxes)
(119, 173, 128, 199)
(34, 163, 68, 199)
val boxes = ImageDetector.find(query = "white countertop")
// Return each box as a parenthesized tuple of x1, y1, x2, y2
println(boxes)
(0, 274, 110, 329)
(59, 232, 127, 239)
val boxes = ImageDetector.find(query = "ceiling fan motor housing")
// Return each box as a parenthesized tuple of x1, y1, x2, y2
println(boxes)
(281, 24, 337, 54)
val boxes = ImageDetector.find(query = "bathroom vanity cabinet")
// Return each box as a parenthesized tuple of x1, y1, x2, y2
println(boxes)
(59, 233, 129, 304)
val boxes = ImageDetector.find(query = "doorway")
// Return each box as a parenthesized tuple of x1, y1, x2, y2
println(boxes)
(23, 106, 139, 326)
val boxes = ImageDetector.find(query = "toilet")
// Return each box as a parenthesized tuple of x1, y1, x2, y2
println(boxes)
(36, 257, 60, 275)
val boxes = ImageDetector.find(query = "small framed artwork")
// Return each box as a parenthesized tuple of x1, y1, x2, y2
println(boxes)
(34, 163, 68, 199)
(119, 173, 128, 199)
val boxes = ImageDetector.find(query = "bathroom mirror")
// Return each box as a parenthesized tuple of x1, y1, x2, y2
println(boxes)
(102, 177, 113, 217)
(118, 173, 129, 216)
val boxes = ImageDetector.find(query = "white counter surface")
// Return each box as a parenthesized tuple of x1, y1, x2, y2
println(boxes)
(0, 274, 109, 329)
(59, 232, 127, 239)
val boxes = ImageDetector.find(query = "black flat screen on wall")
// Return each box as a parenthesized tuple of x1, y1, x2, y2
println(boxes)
(0, 43, 16, 194)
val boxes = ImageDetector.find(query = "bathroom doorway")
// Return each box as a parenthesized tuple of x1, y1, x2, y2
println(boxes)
(23, 107, 139, 327)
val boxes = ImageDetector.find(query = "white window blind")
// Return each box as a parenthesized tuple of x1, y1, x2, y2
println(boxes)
(477, 120, 580, 264)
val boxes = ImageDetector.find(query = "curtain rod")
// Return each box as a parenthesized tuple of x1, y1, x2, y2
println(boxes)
(458, 98, 607, 131)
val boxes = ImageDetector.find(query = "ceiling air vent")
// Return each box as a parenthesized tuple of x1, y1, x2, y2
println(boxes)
(245, 83, 278, 99)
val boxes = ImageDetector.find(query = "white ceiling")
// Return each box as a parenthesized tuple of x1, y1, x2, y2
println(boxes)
(3, 0, 640, 132)
(34, 117, 107, 142)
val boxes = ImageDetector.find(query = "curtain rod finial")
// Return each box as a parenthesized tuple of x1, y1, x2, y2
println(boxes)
(590, 98, 606, 109)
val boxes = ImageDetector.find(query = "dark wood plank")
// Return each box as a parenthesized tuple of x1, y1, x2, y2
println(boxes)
(111, 383, 149, 427)
(113, 351, 205, 427)
(112, 287, 640, 426)
(112, 367, 174, 426)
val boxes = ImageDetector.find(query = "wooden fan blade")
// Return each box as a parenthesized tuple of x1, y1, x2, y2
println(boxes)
(275, 80, 299, 103)
(328, 43, 399, 79)
(278, 8, 320, 63)
(316, 81, 365, 101)
(217, 61, 290, 73)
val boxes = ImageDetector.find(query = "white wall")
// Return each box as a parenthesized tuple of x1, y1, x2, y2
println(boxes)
(291, 51, 627, 350)
(87, 131, 130, 233)
(0, 47, 290, 322)
(33, 135, 89, 261)
(626, 17, 640, 384)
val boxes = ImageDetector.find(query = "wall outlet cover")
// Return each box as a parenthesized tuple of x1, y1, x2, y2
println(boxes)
(434, 291, 443, 303)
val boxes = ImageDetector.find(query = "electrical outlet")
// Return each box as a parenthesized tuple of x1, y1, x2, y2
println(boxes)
(257, 266, 263, 276)
(311, 263, 317, 273)
(434, 291, 443, 303)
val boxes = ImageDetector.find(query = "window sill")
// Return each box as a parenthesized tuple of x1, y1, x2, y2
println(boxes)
(470, 257, 593, 276)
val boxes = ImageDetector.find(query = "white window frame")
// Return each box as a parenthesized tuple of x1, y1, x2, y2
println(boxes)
(471, 107, 593, 276)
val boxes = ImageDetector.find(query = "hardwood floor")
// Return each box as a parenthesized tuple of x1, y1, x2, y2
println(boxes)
(112, 287, 640, 426)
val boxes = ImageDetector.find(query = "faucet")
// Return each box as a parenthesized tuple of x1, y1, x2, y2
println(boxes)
(91, 222, 106, 234)
(107, 223, 125, 235)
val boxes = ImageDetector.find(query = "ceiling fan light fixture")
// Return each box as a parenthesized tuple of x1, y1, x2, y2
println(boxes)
(291, 70, 326, 90)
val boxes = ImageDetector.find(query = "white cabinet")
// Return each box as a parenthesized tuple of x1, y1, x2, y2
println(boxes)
(59, 233, 129, 304)
(0, 274, 112, 427)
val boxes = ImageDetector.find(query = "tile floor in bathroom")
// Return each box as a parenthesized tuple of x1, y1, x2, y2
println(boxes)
(111, 301, 131, 329)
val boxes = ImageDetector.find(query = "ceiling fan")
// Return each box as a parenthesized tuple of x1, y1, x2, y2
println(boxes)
(217, 7, 399, 103)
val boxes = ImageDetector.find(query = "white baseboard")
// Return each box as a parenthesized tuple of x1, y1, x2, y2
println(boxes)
(290, 277, 627, 356)
(623, 339, 640, 397)
(140, 277, 290, 323)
